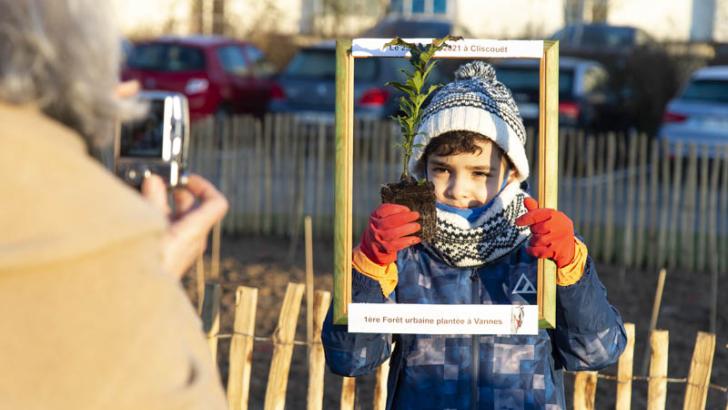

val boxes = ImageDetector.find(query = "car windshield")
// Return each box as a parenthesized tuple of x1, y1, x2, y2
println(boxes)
(217, 45, 249, 74)
(494, 66, 574, 98)
(284, 49, 378, 81)
(127, 44, 205, 71)
(681, 79, 728, 104)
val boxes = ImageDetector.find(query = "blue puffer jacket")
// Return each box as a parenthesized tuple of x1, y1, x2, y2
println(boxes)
(322, 241, 626, 409)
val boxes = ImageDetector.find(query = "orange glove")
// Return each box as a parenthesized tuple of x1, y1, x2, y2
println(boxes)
(515, 197, 576, 268)
(359, 204, 421, 265)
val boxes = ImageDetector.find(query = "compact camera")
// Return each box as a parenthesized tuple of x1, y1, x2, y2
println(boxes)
(115, 91, 190, 188)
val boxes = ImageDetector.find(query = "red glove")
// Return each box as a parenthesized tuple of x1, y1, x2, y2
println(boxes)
(515, 197, 576, 268)
(359, 204, 422, 265)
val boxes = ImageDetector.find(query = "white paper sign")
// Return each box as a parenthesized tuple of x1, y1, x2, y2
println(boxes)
(352, 38, 544, 59)
(348, 303, 538, 335)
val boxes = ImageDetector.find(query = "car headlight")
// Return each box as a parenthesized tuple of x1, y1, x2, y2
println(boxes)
(185, 78, 209, 95)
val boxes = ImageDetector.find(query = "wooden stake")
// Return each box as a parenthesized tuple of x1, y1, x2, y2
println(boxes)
(571, 131, 586, 234)
(616, 323, 635, 410)
(261, 114, 272, 235)
(656, 140, 672, 268)
(305, 216, 314, 351)
(583, 137, 596, 248)
(264, 283, 305, 410)
(696, 145, 710, 271)
(227, 286, 258, 410)
(307, 290, 332, 410)
(708, 149, 722, 333)
(667, 142, 684, 269)
(641, 268, 667, 375)
(622, 131, 639, 269)
(603, 132, 617, 263)
(635, 133, 650, 267)
(315, 122, 327, 235)
(683, 332, 716, 410)
(340, 377, 356, 410)
(647, 330, 669, 410)
(573, 371, 598, 410)
(679, 144, 698, 270)
(201, 282, 222, 364)
(253, 117, 264, 233)
(592, 134, 606, 259)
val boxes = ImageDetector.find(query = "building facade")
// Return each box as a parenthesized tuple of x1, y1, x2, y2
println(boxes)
(115, 0, 727, 42)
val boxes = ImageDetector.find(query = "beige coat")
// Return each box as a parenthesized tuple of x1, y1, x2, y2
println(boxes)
(0, 103, 227, 409)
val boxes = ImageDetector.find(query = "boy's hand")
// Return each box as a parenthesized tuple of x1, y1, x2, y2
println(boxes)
(515, 197, 576, 268)
(360, 204, 421, 265)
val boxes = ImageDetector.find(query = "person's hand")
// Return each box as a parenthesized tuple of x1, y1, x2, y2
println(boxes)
(359, 204, 421, 266)
(115, 80, 140, 98)
(515, 197, 576, 268)
(142, 174, 229, 279)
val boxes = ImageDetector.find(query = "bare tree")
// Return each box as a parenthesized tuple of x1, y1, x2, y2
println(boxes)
(212, 0, 225, 35)
(190, 0, 203, 34)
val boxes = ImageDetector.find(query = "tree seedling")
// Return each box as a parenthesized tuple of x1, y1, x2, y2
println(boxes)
(379, 35, 461, 243)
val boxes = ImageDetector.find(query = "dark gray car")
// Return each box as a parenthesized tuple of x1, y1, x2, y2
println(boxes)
(268, 41, 446, 122)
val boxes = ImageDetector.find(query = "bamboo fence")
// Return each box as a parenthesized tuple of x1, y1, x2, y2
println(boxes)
(198, 270, 727, 409)
(190, 114, 728, 273)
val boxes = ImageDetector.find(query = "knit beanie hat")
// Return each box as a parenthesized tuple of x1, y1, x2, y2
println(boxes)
(408, 61, 530, 181)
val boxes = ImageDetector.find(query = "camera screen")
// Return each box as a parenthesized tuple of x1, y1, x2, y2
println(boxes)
(120, 100, 166, 158)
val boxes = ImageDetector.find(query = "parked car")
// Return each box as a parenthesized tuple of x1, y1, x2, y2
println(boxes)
(359, 15, 472, 38)
(549, 23, 677, 133)
(551, 23, 661, 55)
(269, 41, 446, 122)
(490, 57, 628, 130)
(122, 35, 276, 120)
(658, 65, 728, 156)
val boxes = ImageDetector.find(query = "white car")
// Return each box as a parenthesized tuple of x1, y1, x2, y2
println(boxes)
(658, 65, 728, 157)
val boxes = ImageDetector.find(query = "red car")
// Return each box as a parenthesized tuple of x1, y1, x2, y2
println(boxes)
(122, 36, 276, 120)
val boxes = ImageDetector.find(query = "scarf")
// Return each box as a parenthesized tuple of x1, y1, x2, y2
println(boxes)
(431, 181, 531, 267)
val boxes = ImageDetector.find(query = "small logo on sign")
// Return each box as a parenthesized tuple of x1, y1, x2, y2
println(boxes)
(512, 273, 536, 294)
(511, 305, 525, 333)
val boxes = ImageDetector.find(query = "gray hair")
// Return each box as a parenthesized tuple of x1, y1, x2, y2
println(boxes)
(0, 0, 144, 148)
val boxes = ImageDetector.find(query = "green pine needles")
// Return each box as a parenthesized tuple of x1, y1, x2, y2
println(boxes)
(384, 35, 461, 180)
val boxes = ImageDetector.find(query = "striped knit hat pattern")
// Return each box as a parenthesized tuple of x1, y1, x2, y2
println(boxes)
(408, 61, 530, 181)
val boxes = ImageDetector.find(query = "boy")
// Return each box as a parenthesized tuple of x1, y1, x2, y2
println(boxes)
(322, 61, 626, 409)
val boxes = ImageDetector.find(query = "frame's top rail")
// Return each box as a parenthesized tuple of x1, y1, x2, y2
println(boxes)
(351, 38, 545, 59)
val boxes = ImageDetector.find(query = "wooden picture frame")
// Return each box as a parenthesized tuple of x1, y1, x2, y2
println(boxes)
(333, 38, 559, 329)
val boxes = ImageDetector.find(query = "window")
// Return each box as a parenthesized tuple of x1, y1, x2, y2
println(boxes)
(412, 0, 425, 13)
(217, 46, 249, 75)
(681, 79, 728, 104)
(245, 45, 275, 76)
(246, 46, 265, 64)
(583, 67, 608, 93)
(390, 0, 404, 13)
(389, 0, 448, 16)
(128, 44, 205, 71)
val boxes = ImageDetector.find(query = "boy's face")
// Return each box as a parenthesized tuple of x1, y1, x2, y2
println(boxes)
(426, 139, 517, 209)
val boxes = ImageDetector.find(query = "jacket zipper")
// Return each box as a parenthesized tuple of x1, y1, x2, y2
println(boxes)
(470, 269, 480, 410)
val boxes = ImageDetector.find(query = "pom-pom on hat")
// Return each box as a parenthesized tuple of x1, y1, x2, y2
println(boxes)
(408, 61, 529, 181)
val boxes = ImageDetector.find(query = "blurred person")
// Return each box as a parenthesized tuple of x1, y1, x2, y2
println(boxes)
(0, 1, 228, 409)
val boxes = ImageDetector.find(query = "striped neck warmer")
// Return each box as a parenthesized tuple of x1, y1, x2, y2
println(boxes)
(431, 181, 531, 267)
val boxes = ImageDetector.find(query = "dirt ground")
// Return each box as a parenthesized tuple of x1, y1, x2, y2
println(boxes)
(182, 235, 728, 410)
